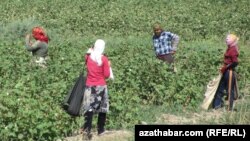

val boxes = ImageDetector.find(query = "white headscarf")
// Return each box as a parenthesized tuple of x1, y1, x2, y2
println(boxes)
(90, 39, 105, 66)
(88, 39, 114, 80)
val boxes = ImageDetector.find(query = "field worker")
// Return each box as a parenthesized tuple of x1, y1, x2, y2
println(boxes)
(213, 34, 239, 111)
(81, 39, 113, 140)
(25, 26, 49, 68)
(152, 23, 180, 72)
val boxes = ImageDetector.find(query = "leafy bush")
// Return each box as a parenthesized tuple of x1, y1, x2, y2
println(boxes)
(0, 0, 249, 40)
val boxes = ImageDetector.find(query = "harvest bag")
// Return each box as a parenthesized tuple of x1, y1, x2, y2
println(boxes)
(201, 73, 222, 110)
(63, 72, 85, 117)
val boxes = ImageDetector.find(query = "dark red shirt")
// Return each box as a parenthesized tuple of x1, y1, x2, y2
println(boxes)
(224, 46, 239, 65)
(85, 55, 110, 86)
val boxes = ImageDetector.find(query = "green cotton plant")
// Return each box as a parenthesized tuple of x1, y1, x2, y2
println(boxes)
(1, 18, 39, 44)
(108, 89, 141, 129)
(0, 36, 249, 140)
(1, 0, 249, 40)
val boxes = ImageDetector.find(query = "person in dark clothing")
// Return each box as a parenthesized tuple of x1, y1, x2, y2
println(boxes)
(213, 34, 239, 111)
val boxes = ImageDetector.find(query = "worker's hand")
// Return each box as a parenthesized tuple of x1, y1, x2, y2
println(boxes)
(220, 66, 227, 74)
(25, 34, 31, 39)
(86, 47, 93, 54)
(171, 51, 176, 55)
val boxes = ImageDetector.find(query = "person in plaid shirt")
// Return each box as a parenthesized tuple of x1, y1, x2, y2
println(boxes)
(152, 23, 180, 72)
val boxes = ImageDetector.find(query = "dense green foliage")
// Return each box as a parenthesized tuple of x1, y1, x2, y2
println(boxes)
(0, 0, 249, 40)
(0, 0, 249, 140)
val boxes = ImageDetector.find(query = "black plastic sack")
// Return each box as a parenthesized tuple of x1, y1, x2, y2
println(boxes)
(63, 72, 86, 117)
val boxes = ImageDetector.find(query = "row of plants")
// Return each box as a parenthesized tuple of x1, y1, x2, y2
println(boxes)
(0, 0, 249, 40)
(1, 34, 249, 140)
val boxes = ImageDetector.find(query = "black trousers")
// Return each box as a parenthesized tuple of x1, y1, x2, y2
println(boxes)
(83, 111, 106, 134)
(213, 69, 236, 111)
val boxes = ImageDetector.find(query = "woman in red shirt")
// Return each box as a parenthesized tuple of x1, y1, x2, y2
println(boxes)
(213, 34, 239, 111)
(81, 39, 113, 139)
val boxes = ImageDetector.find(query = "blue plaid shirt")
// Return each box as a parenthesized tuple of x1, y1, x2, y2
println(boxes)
(153, 31, 176, 56)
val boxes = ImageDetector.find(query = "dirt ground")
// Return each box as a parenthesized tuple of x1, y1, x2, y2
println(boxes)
(62, 94, 249, 141)
(62, 130, 133, 141)
(61, 111, 225, 141)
